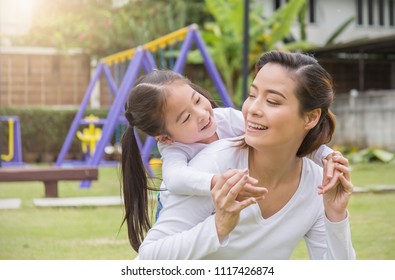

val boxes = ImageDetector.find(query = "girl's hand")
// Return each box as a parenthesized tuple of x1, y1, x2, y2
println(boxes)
(318, 153, 354, 222)
(211, 169, 268, 241)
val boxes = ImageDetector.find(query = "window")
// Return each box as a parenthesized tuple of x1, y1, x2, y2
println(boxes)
(378, 0, 385, 26)
(309, 0, 316, 23)
(274, 0, 316, 23)
(274, 0, 281, 10)
(357, 0, 364, 25)
(368, 0, 374, 26)
(390, 0, 395, 26)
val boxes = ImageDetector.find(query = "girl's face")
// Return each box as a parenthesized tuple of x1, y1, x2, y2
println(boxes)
(161, 81, 217, 144)
(242, 63, 310, 152)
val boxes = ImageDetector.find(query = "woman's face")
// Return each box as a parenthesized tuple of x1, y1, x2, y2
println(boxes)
(162, 81, 217, 144)
(242, 62, 309, 152)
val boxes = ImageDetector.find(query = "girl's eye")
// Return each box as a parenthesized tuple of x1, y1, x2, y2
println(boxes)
(182, 114, 190, 124)
(196, 97, 201, 104)
(248, 94, 256, 99)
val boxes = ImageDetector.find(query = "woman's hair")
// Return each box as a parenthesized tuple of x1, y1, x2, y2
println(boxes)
(255, 51, 336, 157)
(121, 69, 217, 252)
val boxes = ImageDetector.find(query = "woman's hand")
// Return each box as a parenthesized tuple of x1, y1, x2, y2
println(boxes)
(320, 151, 340, 193)
(318, 153, 354, 222)
(211, 169, 267, 242)
(211, 172, 267, 202)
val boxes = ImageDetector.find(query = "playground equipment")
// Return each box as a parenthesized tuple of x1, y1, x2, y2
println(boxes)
(76, 115, 102, 160)
(55, 24, 234, 187)
(0, 116, 24, 167)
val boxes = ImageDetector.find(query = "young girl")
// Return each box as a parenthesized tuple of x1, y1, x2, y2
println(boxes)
(121, 69, 334, 252)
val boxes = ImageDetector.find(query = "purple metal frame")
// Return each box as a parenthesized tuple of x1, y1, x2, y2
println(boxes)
(55, 25, 233, 187)
(0, 116, 24, 167)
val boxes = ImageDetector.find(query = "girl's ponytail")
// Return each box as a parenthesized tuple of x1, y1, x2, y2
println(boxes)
(121, 125, 151, 252)
(120, 69, 217, 252)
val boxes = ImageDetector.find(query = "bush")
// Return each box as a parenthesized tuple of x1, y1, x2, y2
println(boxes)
(0, 107, 109, 163)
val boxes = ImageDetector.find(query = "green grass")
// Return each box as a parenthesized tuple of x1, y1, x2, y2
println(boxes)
(350, 162, 395, 187)
(0, 163, 394, 260)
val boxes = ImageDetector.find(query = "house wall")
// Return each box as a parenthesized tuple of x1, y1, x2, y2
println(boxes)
(0, 47, 90, 107)
(259, 0, 395, 45)
(331, 89, 395, 150)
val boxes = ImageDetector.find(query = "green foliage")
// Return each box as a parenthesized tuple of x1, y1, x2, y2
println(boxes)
(193, 0, 307, 107)
(348, 147, 395, 164)
(325, 16, 355, 45)
(0, 107, 108, 162)
(9, 0, 189, 58)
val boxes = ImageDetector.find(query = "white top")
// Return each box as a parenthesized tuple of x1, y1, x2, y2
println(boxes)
(139, 138, 356, 260)
(158, 107, 333, 197)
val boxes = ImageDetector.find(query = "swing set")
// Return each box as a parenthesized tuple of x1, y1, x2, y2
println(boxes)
(0, 116, 24, 167)
(55, 24, 234, 187)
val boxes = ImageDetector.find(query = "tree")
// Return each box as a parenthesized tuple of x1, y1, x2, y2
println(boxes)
(10, 0, 189, 58)
(193, 0, 307, 107)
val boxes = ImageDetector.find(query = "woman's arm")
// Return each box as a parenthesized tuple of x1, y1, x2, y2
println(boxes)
(304, 211, 356, 259)
(139, 194, 221, 259)
(321, 153, 354, 221)
(139, 170, 264, 259)
(305, 153, 355, 259)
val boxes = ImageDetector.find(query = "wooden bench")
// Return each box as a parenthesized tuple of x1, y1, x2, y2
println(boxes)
(0, 167, 98, 198)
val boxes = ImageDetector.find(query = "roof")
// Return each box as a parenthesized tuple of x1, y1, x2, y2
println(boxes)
(309, 34, 395, 59)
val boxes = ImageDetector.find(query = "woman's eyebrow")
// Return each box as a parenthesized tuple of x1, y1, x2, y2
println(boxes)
(251, 83, 287, 100)
(268, 90, 287, 100)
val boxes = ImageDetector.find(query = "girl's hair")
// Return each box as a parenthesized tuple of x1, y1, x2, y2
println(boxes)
(255, 51, 336, 157)
(121, 69, 217, 252)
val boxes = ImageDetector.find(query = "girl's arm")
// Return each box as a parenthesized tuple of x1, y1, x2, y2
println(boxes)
(306, 145, 334, 167)
(158, 142, 214, 196)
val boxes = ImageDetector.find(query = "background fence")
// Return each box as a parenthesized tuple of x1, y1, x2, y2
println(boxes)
(0, 47, 90, 106)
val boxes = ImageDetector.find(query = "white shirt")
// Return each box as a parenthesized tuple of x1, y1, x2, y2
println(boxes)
(139, 138, 355, 260)
(158, 107, 333, 198)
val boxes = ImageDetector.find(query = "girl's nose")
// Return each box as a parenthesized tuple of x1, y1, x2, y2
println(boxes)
(195, 107, 206, 123)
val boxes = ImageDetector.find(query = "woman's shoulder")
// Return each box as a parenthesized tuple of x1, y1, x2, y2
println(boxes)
(199, 136, 244, 155)
(302, 157, 324, 183)
(189, 136, 246, 168)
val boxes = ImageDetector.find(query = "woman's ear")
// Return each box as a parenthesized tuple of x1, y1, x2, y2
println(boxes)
(304, 108, 322, 130)
(155, 135, 174, 144)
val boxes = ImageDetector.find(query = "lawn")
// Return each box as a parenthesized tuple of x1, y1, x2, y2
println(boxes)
(0, 163, 394, 260)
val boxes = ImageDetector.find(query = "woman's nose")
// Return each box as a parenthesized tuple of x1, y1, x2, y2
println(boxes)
(248, 99, 263, 117)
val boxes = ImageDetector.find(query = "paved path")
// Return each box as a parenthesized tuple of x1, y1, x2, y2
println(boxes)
(0, 187, 394, 209)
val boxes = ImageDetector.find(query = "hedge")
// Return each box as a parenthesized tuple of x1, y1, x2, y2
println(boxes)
(0, 107, 111, 163)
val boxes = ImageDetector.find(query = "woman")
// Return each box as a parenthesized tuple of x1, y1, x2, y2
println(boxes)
(138, 51, 355, 259)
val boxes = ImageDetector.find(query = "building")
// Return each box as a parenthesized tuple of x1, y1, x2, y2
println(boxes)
(260, 0, 395, 45)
